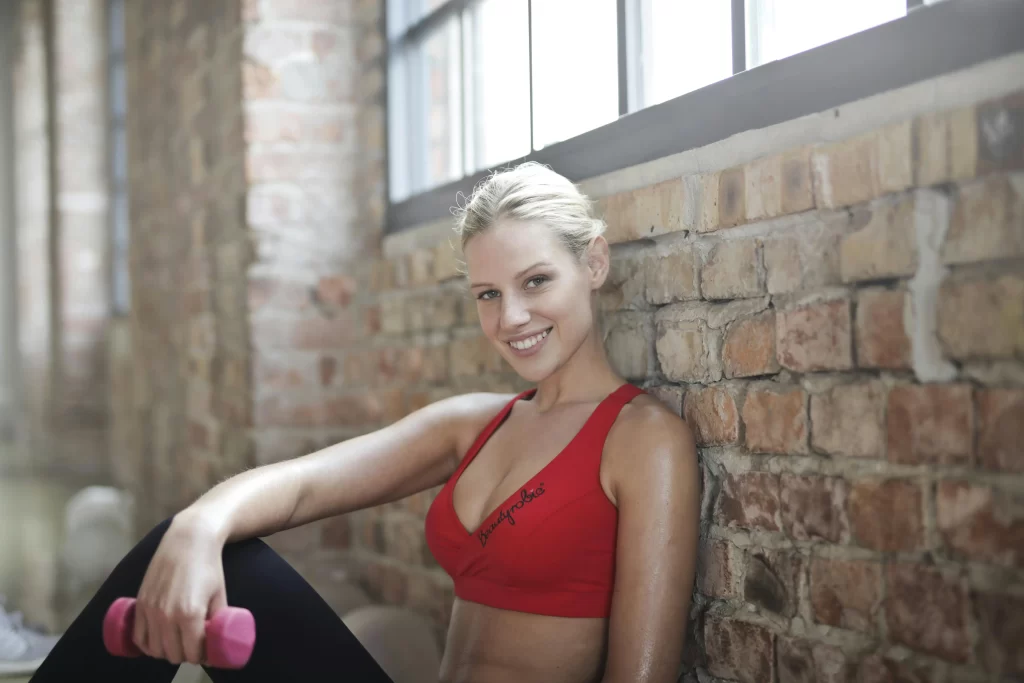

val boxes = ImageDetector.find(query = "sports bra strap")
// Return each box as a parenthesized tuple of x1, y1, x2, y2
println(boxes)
(578, 383, 645, 447)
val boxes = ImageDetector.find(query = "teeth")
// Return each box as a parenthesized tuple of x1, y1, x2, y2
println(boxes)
(509, 329, 549, 351)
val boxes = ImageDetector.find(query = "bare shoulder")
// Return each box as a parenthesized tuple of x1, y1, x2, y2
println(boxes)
(422, 391, 520, 458)
(611, 394, 695, 453)
(604, 394, 698, 494)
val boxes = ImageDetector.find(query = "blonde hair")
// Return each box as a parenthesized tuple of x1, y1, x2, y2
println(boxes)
(452, 162, 606, 260)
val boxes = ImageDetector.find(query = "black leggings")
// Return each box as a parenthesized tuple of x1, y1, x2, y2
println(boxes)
(30, 518, 395, 682)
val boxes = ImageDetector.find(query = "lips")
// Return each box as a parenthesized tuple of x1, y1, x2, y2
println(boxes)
(505, 327, 552, 355)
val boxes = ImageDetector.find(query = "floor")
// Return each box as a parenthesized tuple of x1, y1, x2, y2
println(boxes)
(0, 442, 208, 682)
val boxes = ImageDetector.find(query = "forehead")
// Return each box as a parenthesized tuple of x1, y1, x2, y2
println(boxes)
(464, 220, 570, 280)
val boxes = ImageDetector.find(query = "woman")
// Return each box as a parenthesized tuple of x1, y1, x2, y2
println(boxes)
(31, 162, 700, 683)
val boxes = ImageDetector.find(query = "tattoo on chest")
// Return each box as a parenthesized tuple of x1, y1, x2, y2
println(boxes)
(477, 483, 546, 548)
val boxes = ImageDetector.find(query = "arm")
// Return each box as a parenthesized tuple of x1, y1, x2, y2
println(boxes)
(601, 401, 700, 683)
(175, 392, 512, 545)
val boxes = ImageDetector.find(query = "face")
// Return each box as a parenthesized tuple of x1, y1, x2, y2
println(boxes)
(465, 219, 609, 383)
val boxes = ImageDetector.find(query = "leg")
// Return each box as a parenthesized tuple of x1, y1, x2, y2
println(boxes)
(30, 519, 395, 683)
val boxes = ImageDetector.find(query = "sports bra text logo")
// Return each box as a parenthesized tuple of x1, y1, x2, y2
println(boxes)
(477, 484, 546, 548)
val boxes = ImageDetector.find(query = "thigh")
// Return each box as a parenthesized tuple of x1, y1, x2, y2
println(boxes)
(205, 534, 394, 683)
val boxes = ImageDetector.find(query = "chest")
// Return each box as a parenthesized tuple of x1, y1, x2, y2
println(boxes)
(452, 403, 616, 536)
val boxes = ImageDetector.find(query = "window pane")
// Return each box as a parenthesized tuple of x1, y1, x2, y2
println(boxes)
(390, 0, 455, 39)
(642, 0, 732, 108)
(463, 0, 531, 172)
(747, 0, 906, 68)
(531, 0, 618, 150)
(420, 18, 463, 190)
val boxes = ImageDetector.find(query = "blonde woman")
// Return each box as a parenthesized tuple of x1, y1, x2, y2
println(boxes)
(32, 163, 700, 683)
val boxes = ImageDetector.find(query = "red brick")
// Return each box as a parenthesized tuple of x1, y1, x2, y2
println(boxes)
(780, 474, 849, 543)
(253, 353, 318, 391)
(704, 617, 774, 683)
(320, 516, 351, 549)
(247, 275, 311, 312)
(884, 564, 970, 663)
(290, 313, 357, 349)
(945, 174, 1024, 265)
(887, 384, 973, 465)
(977, 389, 1024, 472)
(936, 481, 1024, 568)
(974, 591, 1024, 677)
(743, 386, 808, 454)
(655, 318, 717, 383)
(937, 275, 1024, 360)
(810, 382, 886, 458)
(717, 167, 747, 229)
(315, 274, 357, 307)
(856, 288, 911, 369)
(809, 557, 881, 633)
(777, 299, 853, 371)
(839, 195, 917, 282)
(682, 385, 740, 446)
(718, 472, 781, 532)
(645, 243, 699, 304)
(698, 539, 735, 598)
(723, 311, 780, 378)
(701, 238, 763, 299)
(848, 479, 924, 552)
(743, 550, 802, 617)
(777, 637, 854, 683)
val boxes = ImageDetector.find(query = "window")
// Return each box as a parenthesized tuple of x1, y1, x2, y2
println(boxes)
(107, 0, 129, 315)
(387, 0, 1018, 231)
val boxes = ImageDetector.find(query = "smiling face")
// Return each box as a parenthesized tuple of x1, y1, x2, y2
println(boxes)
(465, 219, 608, 383)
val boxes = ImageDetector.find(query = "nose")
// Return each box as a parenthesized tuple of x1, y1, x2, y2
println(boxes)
(500, 293, 530, 330)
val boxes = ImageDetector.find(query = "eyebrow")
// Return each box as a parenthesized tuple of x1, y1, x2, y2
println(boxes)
(470, 261, 551, 289)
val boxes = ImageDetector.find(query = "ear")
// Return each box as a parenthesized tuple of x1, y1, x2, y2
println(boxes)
(586, 236, 611, 290)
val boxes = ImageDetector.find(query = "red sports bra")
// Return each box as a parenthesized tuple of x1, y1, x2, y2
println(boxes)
(424, 383, 645, 618)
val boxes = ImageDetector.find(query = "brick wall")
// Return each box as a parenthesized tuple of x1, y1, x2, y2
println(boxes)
(50, 0, 110, 475)
(10, 0, 110, 475)
(113, 0, 251, 524)
(12, 0, 55, 467)
(105, 2, 1021, 676)
(337, 84, 1024, 677)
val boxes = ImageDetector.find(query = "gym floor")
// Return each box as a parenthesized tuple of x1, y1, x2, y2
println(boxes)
(0, 444, 207, 682)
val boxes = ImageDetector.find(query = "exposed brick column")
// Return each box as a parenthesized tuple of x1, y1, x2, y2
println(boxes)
(12, 0, 56, 467)
(49, 0, 110, 476)
(241, 0, 387, 582)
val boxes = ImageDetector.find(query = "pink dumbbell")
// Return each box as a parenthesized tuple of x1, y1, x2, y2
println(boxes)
(103, 597, 256, 669)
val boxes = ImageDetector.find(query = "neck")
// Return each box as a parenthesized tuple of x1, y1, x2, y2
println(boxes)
(532, 324, 625, 411)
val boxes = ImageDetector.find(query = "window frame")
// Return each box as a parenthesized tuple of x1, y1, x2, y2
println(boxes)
(385, 0, 1024, 234)
(106, 0, 130, 316)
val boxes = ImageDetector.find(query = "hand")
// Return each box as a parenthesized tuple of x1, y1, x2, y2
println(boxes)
(131, 514, 228, 666)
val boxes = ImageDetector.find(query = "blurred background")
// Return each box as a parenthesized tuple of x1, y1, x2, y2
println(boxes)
(0, 0, 1022, 681)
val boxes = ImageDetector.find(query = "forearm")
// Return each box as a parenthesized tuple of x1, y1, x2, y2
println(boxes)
(174, 460, 305, 545)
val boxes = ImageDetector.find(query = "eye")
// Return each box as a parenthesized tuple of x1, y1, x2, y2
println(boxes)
(525, 275, 549, 289)
(476, 290, 500, 301)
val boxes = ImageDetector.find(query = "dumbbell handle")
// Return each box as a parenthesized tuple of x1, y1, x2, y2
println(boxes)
(103, 597, 256, 669)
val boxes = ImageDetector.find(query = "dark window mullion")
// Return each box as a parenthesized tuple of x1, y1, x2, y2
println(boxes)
(617, 0, 628, 116)
(732, 0, 746, 74)
(527, 0, 535, 152)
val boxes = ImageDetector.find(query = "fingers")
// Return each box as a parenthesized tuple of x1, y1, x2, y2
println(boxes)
(180, 613, 207, 666)
(160, 615, 186, 665)
(132, 601, 164, 660)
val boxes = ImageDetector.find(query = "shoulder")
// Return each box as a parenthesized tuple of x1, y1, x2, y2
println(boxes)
(423, 391, 521, 458)
(609, 393, 695, 456)
(604, 393, 698, 500)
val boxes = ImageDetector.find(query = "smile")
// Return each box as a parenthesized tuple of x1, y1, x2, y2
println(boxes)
(507, 328, 551, 353)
